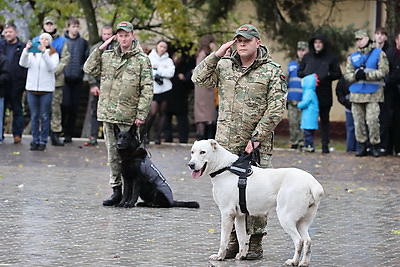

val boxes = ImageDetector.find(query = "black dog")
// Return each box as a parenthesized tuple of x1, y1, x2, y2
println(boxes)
(115, 124, 199, 209)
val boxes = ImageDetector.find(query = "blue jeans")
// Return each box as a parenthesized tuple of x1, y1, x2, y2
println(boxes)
(0, 97, 4, 141)
(345, 109, 359, 152)
(27, 91, 53, 145)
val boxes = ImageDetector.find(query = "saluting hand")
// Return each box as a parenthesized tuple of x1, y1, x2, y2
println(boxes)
(99, 35, 115, 50)
(215, 40, 236, 58)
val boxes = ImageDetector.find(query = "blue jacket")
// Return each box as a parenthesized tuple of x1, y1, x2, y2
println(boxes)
(298, 74, 319, 130)
(287, 60, 302, 101)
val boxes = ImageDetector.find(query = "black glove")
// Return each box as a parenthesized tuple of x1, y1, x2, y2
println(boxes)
(355, 69, 366, 81)
(154, 74, 164, 85)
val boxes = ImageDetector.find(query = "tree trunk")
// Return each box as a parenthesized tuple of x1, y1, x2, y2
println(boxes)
(79, 0, 100, 46)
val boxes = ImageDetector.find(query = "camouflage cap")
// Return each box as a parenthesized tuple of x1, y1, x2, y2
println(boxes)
(116, 21, 134, 33)
(233, 24, 260, 40)
(297, 41, 308, 49)
(355, 29, 368, 39)
(43, 16, 55, 25)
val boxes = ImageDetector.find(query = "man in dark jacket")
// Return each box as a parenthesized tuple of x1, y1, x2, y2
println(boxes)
(0, 22, 27, 144)
(0, 53, 10, 144)
(62, 17, 89, 143)
(297, 34, 342, 153)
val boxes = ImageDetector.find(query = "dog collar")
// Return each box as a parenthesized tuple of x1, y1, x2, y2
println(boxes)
(210, 167, 230, 178)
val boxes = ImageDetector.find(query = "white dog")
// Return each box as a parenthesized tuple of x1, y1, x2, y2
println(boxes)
(188, 139, 324, 266)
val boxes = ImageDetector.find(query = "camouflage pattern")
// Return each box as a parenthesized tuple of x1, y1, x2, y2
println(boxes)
(51, 42, 70, 132)
(287, 100, 303, 146)
(192, 44, 287, 235)
(344, 41, 389, 103)
(352, 102, 381, 145)
(103, 122, 131, 187)
(51, 86, 63, 132)
(344, 41, 389, 145)
(83, 40, 153, 124)
(192, 45, 288, 168)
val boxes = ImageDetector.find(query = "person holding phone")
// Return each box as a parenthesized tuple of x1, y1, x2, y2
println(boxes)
(19, 33, 59, 151)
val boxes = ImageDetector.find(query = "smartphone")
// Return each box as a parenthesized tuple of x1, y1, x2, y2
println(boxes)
(29, 41, 41, 53)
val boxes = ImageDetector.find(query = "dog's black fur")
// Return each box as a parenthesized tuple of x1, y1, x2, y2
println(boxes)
(115, 124, 199, 209)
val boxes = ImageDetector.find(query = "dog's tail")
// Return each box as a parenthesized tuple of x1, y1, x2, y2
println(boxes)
(173, 200, 200, 209)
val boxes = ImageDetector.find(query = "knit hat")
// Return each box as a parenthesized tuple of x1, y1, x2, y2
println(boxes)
(40, 32, 53, 43)
(233, 24, 260, 40)
(355, 29, 368, 39)
(297, 41, 308, 49)
(116, 21, 134, 33)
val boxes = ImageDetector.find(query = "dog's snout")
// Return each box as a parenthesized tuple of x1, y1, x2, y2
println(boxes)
(188, 162, 195, 170)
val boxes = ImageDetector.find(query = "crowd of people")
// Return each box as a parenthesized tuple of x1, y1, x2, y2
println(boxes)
(1, 19, 400, 158)
(287, 27, 400, 157)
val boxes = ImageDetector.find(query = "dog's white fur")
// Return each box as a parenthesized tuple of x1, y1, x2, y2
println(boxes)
(189, 139, 324, 266)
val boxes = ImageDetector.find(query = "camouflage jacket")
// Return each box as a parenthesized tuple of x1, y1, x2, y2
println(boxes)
(192, 45, 287, 154)
(344, 41, 389, 103)
(83, 40, 153, 124)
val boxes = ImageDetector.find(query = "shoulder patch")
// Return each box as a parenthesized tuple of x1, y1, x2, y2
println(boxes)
(280, 74, 286, 81)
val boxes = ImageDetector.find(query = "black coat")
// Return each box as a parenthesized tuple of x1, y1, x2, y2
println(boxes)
(167, 56, 195, 115)
(0, 54, 10, 98)
(385, 46, 400, 89)
(0, 38, 27, 91)
(298, 34, 342, 107)
(335, 76, 352, 110)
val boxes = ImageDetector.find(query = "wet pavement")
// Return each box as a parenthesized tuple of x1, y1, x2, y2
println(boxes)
(0, 135, 399, 266)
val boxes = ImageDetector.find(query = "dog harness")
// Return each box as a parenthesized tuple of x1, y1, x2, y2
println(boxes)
(210, 153, 255, 214)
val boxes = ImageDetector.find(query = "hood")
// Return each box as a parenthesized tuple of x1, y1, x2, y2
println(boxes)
(64, 31, 81, 40)
(230, 44, 272, 67)
(309, 34, 328, 54)
(149, 48, 170, 60)
(301, 73, 317, 92)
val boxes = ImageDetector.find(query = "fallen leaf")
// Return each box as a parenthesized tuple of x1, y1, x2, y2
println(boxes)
(208, 228, 215, 233)
(392, 230, 400, 235)
(18, 164, 23, 168)
(12, 151, 20, 155)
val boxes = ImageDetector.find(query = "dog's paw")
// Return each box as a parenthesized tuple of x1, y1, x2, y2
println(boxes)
(285, 259, 299, 266)
(298, 259, 310, 266)
(209, 254, 224, 261)
(235, 252, 246, 260)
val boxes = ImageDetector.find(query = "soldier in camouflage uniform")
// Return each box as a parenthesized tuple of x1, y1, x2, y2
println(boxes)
(287, 41, 308, 149)
(344, 29, 389, 157)
(83, 21, 153, 206)
(192, 24, 287, 260)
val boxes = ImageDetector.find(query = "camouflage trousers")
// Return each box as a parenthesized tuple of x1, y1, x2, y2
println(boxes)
(51, 86, 63, 132)
(103, 122, 131, 187)
(352, 102, 381, 145)
(287, 100, 303, 146)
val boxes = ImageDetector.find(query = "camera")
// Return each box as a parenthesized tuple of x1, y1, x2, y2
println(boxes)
(154, 74, 164, 85)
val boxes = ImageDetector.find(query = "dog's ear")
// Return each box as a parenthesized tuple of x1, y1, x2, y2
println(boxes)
(128, 124, 137, 135)
(210, 139, 218, 151)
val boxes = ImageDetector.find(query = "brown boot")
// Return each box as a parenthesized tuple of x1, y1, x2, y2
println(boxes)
(224, 231, 239, 259)
(244, 234, 264, 260)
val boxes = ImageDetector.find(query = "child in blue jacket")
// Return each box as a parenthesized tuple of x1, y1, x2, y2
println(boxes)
(298, 74, 319, 152)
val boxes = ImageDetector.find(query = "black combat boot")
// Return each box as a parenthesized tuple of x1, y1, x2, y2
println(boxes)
(355, 142, 368, 157)
(224, 231, 239, 259)
(51, 132, 64, 146)
(371, 145, 381, 157)
(243, 234, 264, 260)
(102, 186, 122, 206)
